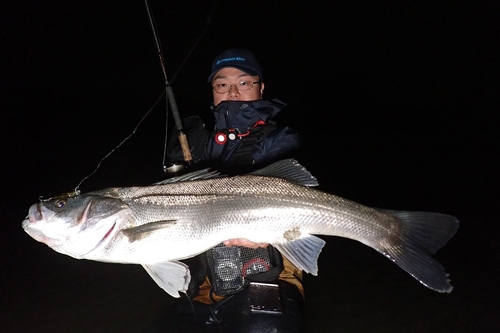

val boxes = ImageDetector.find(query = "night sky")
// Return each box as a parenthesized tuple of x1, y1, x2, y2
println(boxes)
(1, 1, 499, 332)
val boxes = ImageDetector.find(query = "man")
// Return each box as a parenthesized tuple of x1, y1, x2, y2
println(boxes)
(162, 49, 304, 333)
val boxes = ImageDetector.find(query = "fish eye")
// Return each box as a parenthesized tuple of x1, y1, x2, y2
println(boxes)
(54, 199, 66, 208)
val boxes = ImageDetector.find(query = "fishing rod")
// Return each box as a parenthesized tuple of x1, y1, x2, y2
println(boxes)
(69, 1, 215, 194)
(144, 0, 193, 173)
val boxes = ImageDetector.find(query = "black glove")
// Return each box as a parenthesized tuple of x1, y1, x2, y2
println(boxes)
(167, 116, 210, 164)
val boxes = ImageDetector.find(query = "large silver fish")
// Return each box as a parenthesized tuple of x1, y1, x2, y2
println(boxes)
(22, 159, 458, 297)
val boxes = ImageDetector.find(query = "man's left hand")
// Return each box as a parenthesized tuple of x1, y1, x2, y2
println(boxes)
(223, 239, 269, 249)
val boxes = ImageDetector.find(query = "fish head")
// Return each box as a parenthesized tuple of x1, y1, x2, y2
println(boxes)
(22, 193, 128, 258)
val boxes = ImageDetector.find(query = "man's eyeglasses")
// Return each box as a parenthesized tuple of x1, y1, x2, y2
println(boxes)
(212, 81, 260, 94)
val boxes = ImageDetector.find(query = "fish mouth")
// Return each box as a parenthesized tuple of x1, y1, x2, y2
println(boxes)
(22, 219, 62, 247)
(28, 203, 44, 223)
(22, 203, 62, 247)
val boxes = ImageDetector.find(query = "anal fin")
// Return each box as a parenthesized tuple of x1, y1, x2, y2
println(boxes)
(142, 261, 191, 298)
(274, 235, 326, 275)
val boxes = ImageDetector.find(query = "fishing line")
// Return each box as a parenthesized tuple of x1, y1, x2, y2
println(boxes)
(74, 0, 217, 192)
(74, 97, 162, 193)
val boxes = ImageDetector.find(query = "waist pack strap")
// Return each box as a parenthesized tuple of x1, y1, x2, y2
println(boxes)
(206, 244, 283, 297)
(248, 245, 283, 282)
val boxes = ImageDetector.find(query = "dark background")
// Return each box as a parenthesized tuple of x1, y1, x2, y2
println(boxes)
(1, 0, 498, 332)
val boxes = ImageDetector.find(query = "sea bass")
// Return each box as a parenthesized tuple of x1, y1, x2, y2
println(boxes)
(22, 159, 458, 297)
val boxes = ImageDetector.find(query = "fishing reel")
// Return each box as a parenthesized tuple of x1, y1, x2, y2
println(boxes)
(164, 162, 186, 175)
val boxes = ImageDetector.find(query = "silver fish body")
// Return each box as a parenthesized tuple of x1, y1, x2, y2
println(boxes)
(22, 159, 458, 297)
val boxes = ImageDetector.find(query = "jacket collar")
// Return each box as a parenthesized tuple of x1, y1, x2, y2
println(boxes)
(210, 99, 286, 132)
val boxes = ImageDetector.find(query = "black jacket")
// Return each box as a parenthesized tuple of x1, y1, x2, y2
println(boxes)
(168, 99, 302, 172)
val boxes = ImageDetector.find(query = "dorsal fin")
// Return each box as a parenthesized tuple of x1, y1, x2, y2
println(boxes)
(154, 159, 318, 187)
(250, 159, 318, 187)
(154, 169, 223, 185)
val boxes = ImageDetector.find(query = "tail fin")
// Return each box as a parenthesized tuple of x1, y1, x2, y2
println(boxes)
(379, 210, 459, 293)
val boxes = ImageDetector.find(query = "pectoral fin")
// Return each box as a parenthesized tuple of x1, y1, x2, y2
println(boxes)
(274, 235, 326, 275)
(142, 261, 191, 298)
(122, 220, 176, 242)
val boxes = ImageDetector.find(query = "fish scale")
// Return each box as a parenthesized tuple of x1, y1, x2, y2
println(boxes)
(22, 159, 458, 298)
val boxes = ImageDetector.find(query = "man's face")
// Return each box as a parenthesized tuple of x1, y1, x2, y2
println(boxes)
(211, 67, 264, 106)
